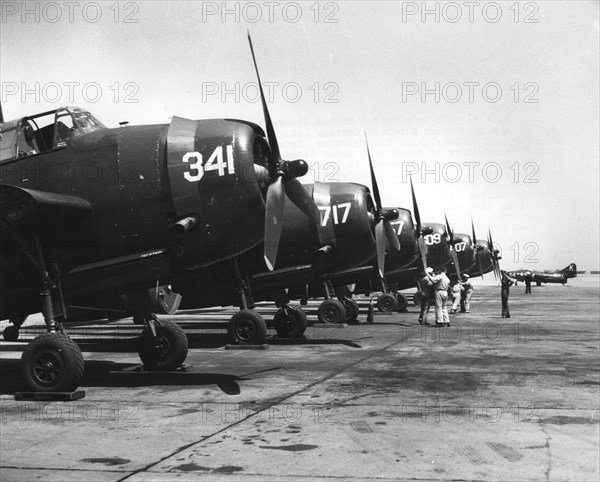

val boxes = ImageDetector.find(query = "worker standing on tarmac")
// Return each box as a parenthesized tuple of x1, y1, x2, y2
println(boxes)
(525, 274, 532, 294)
(450, 280, 463, 314)
(501, 270, 515, 318)
(460, 274, 474, 313)
(418, 267, 435, 325)
(427, 266, 451, 326)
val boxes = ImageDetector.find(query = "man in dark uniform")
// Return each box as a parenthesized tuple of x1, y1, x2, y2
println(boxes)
(525, 274, 532, 294)
(501, 270, 515, 318)
(418, 267, 435, 325)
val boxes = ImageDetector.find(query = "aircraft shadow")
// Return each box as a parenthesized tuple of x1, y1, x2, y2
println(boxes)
(0, 358, 247, 395)
(269, 338, 362, 348)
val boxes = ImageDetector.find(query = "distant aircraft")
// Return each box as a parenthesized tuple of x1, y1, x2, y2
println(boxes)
(507, 264, 577, 286)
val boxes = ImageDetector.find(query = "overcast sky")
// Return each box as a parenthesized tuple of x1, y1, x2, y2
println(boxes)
(1, 1, 598, 270)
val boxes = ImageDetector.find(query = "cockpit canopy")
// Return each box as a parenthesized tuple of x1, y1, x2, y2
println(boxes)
(0, 106, 105, 162)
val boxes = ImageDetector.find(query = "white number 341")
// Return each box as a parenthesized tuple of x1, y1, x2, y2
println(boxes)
(183, 145, 234, 182)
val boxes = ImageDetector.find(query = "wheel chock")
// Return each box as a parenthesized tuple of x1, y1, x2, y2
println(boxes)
(15, 390, 86, 401)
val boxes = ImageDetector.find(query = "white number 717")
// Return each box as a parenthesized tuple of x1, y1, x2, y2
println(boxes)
(319, 202, 351, 226)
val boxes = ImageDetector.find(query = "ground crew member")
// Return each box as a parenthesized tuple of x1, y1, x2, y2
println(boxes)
(450, 280, 462, 314)
(501, 270, 515, 318)
(460, 274, 474, 313)
(418, 267, 435, 325)
(427, 266, 451, 326)
(525, 274, 532, 294)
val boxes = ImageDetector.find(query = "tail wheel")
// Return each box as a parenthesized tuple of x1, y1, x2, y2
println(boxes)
(228, 309, 267, 345)
(395, 293, 409, 311)
(317, 299, 346, 324)
(274, 305, 307, 338)
(138, 320, 188, 370)
(21, 332, 84, 392)
(342, 298, 360, 323)
(377, 293, 398, 313)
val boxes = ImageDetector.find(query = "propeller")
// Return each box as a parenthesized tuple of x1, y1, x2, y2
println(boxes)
(364, 133, 400, 277)
(472, 218, 484, 279)
(409, 177, 428, 273)
(487, 228, 501, 279)
(247, 32, 323, 271)
(444, 213, 461, 280)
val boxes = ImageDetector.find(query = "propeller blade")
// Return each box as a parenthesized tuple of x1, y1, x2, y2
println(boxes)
(444, 213, 454, 243)
(471, 218, 477, 249)
(478, 253, 484, 279)
(384, 220, 401, 251)
(451, 249, 461, 280)
(312, 182, 336, 248)
(417, 237, 428, 273)
(247, 31, 281, 165)
(364, 132, 382, 211)
(263, 177, 285, 270)
(375, 221, 386, 278)
(410, 177, 421, 235)
(284, 178, 320, 226)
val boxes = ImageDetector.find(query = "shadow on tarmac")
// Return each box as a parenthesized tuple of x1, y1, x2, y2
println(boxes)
(0, 358, 250, 395)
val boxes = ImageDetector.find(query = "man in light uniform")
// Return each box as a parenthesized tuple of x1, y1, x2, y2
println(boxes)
(427, 266, 451, 326)
(450, 280, 463, 314)
(418, 267, 435, 325)
(460, 274, 474, 313)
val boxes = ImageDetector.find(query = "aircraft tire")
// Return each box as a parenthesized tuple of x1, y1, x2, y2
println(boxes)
(536, 281, 542, 286)
(21, 332, 84, 392)
(3, 325, 19, 341)
(138, 320, 188, 370)
(377, 293, 398, 313)
(395, 293, 409, 312)
(317, 299, 346, 324)
(342, 298, 360, 323)
(274, 305, 307, 338)
(228, 309, 267, 345)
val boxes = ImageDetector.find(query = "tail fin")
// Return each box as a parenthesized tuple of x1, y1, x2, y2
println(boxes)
(560, 263, 577, 278)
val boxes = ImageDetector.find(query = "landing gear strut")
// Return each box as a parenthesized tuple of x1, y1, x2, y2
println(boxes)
(227, 258, 267, 345)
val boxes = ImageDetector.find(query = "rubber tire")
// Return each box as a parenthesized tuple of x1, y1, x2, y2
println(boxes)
(274, 305, 308, 338)
(138, 320, 188, 370)
(377, 293, 398, 312)
(3, 325, 19, 341)
(395, 293, 409, 311)
(317, 299, 346, 324)
(21, 332, 84, 392)
(413, 290, 424, 307)
(228, 309, 268, 345)
(342, 298, 360, 323)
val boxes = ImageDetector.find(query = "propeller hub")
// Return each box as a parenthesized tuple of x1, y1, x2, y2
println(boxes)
(383, 209, 399, 222)
(280, 159, 308, 180)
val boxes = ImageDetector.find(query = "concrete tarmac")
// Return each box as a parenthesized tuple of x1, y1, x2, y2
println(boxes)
(1, 276, 598, 481)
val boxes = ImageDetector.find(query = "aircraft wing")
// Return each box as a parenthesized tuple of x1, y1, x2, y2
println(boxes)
(0, 184, 92, 228)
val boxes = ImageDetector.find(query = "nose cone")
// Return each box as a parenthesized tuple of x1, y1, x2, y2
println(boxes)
(165, 118, 266, 268)
(383, 207, 418, 270)
(422, 222, 451, 269)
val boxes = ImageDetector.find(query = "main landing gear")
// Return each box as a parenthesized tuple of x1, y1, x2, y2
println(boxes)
(127, 286, 189, 370)
(273, 304, 308, 338)
(316, 280, 348, 324)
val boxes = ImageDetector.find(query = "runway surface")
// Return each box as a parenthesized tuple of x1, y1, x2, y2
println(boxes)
(1, 276, 598, 481)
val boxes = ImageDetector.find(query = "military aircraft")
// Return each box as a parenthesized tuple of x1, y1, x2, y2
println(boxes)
(507, 263, 577, 286)
(0, 35, 324, 392)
